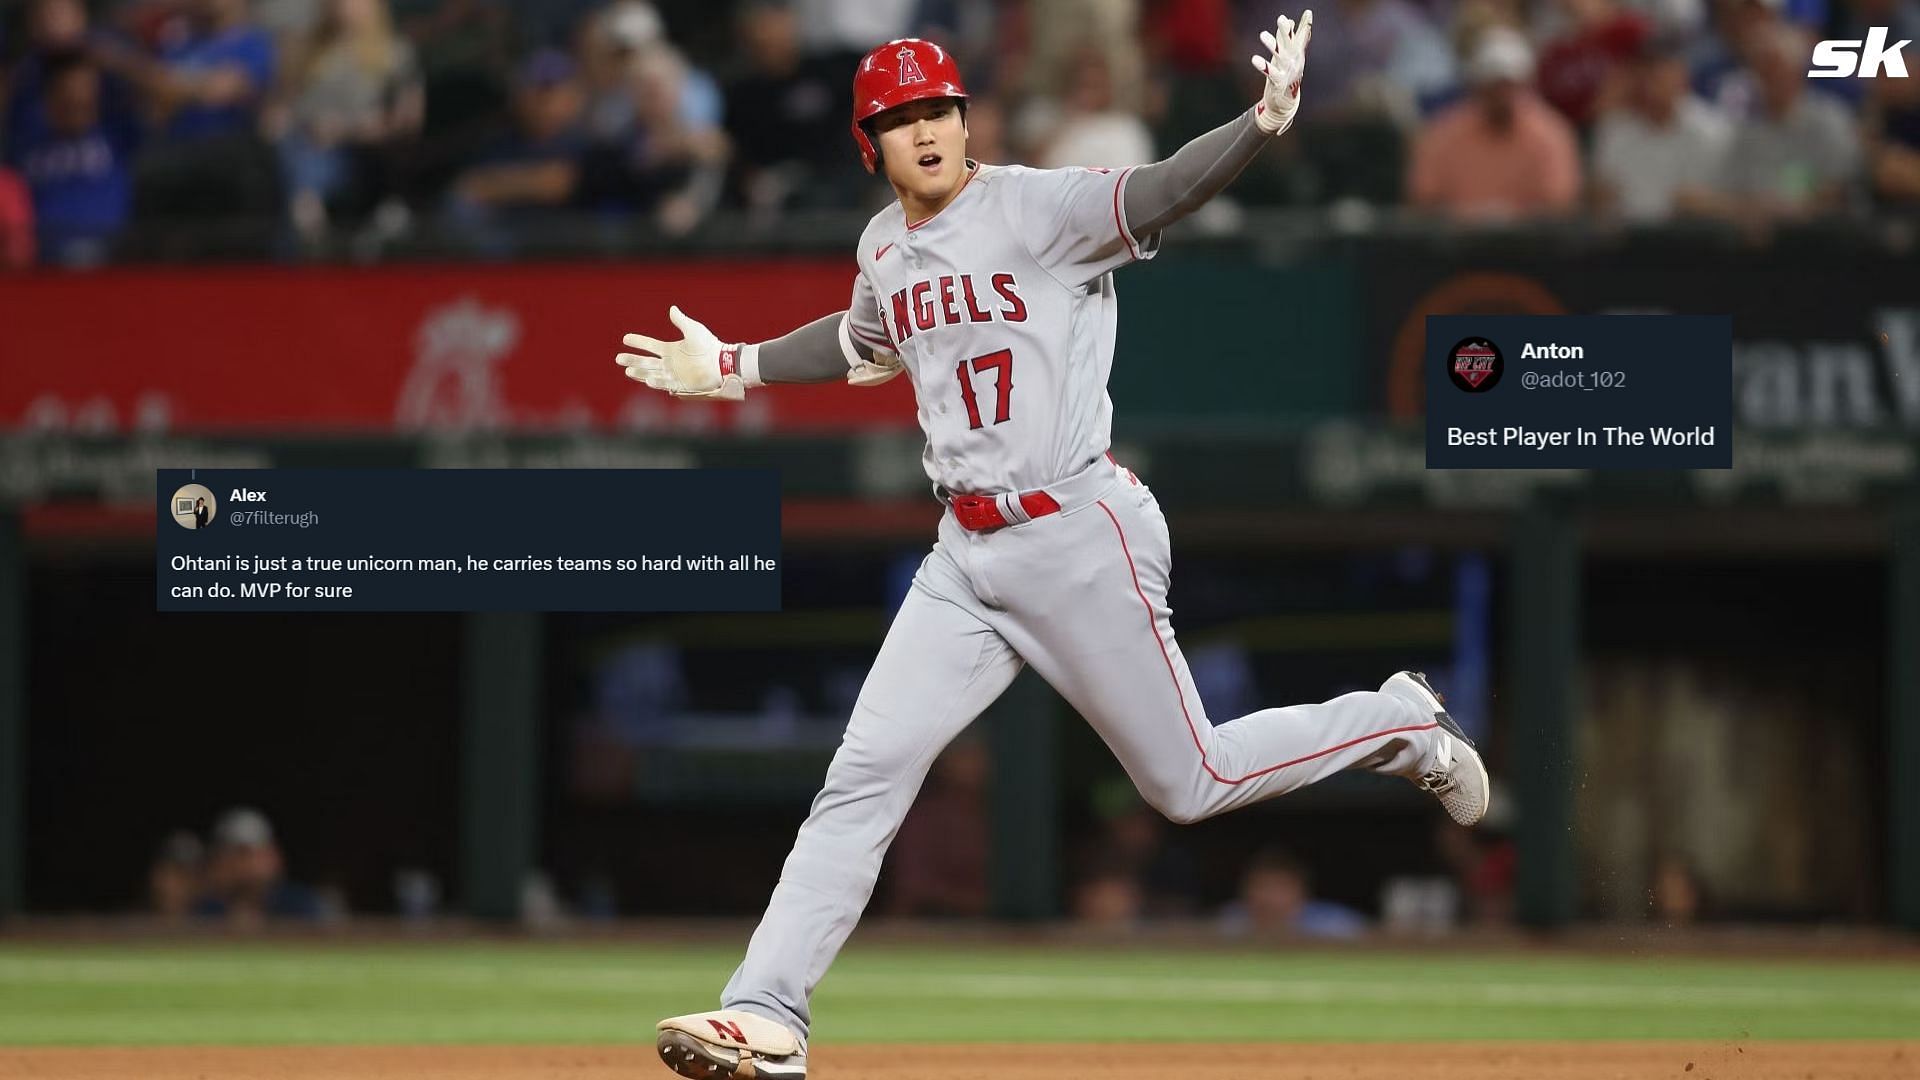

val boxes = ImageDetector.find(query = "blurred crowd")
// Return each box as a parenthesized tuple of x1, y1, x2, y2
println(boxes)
(886, 753, 1713, 937)
(149, 807, 337, 928)
(147, 784, 1708, 931)
(1060, 782, 1521, 938)
(3, 0, 1917, 267)
(884, 748, 1528, 939)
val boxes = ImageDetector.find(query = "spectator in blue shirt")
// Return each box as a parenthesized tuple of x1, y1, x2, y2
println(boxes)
(5, 52, 140, 266)
(3, 0, 136, 158)
(443, 48, 585, 250)
(91, 0, 282, 231)
(140, 0, 278, 140)
(191, 807, 329, 928)
(5, 0, 89, 140)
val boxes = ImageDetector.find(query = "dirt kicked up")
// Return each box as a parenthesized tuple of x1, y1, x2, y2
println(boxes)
(1, 1042, 1914, 1080)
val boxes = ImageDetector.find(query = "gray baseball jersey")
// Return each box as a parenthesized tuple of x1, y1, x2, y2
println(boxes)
(713, 155, 1457, 1055)
(844, 161, 1160, 495)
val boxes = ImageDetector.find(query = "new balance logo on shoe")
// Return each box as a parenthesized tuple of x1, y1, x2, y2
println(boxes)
(1809, 27, 1911, 78)
(707, 1019, 747, 1042)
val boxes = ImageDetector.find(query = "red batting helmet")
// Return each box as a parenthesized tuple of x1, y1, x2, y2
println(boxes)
(850, 38, 969, 174)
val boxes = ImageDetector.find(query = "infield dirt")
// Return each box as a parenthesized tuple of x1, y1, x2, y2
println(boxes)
(1, 1042, 1914, 1079)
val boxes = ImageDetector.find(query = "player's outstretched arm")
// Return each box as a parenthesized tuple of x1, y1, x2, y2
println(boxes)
(754, 312, 903, 386)
(615, 308, 901, 400)
(1121, 10, 1312, 239)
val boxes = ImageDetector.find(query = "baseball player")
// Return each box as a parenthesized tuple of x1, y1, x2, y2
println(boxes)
(619, 15, 1490, 1079)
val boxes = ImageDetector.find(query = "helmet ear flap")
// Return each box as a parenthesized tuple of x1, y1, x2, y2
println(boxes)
(853, 119, 879, 173)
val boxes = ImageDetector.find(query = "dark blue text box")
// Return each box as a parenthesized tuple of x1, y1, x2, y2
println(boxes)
(156, 469, 781, 612)
(1426, 315, 1732, 469)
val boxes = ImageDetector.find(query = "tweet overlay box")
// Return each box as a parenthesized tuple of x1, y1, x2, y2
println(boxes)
(157, 469, 781, 612)
(1425, 314, 1732, 469)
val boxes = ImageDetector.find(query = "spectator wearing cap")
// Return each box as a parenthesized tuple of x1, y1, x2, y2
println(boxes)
(1535, 0, 1652, 129)
(4, 50, 141, 265)
(576, 45, 730, 234)
(1591, 33, 1731, 220)
(193, 808, 325, 929)
(1406, 27, 1582, 221)
(273, 0, 424, 240)
(446, 48, 586, 224)
(579, 0, 724, 142)
(1703, 23, 1862, 220)
(580, 0, 655, 142)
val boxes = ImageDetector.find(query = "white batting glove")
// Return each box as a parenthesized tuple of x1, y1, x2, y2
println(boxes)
(615, 305, 747, 402)
(1252, 9, 1313, 135)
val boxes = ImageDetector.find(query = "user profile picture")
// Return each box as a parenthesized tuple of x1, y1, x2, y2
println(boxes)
(170, 484, 217, 530)
(1447, 336, 1504, 393)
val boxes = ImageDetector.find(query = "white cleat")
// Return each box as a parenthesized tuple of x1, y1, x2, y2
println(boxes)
(656, 1010, 807, 1080)
(1382, 670, 1490, 827)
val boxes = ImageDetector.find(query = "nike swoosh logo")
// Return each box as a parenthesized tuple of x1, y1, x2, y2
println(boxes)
(875, 242, 895, 261)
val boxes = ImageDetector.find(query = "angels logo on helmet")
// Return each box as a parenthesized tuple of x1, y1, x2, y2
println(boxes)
(897, 46, 927, 85)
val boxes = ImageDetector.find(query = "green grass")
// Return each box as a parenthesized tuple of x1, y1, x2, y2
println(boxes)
(0, 941, 1915, 1045)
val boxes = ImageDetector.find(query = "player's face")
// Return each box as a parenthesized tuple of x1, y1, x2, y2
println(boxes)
(872, 98, 968, 206)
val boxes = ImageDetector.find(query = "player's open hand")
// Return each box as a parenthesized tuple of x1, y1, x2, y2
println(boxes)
(615, 306, 746, 401)
(1252, 9, 1313, 135)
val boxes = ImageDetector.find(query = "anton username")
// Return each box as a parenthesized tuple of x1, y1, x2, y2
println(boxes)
(1521, 343, 1585, 359)
(1447, 425, 1719, 447)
